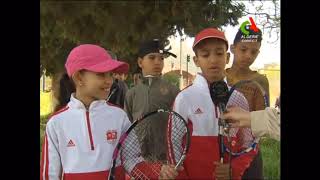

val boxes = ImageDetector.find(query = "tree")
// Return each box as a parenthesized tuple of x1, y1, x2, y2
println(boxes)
(163, 73, 180, 89)
(232, 0, 280, 43)
(40, 0, 245, 76)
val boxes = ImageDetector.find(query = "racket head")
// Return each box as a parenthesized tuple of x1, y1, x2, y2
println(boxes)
(222, 80, 269, 157)
(228, 80, 269, 111)
(108, 109, 189, 180)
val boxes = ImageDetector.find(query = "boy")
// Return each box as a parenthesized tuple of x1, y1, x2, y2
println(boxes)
(172, 28, 258, 179)
(124, 39, 180, 162)
(226, 27, 270, 110)
(226, 26, 270, 179)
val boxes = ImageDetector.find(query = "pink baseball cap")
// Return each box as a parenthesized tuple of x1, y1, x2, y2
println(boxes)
(192, 28, 229, 51)
(65, 44, 129, 77)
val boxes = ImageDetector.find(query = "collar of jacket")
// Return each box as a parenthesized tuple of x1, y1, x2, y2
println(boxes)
(193, 73, 228, 95)
(140, 75, 162, 86)
(68, 93, 107, 111)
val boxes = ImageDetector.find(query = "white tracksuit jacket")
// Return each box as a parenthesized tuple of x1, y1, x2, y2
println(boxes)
(170, 74, 258, 179)
(40, 95, 131, 180)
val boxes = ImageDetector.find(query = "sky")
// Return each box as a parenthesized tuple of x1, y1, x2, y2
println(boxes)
(164, 1, 280, 74)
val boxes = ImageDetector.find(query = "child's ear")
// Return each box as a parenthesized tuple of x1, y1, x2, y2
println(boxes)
(72, 71, 84, 86)
(226, 52, 230, 64)
(230, 44, 235, 54)
(193, 55, 200, 67)
(137, 57, 143, 69)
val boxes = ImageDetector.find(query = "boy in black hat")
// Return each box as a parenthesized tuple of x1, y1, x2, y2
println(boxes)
(124, 39, 180, 162)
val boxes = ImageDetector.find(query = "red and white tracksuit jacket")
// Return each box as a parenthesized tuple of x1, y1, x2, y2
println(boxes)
(171, 74, 258, 180)
(40, 95, 131, 180)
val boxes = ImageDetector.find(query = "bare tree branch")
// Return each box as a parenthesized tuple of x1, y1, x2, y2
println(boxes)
(235, 0, 280, 44)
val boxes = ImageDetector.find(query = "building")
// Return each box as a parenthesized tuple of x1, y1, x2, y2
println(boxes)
(258, 63, 280, 108)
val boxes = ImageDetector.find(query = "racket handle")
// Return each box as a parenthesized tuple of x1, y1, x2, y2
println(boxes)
(107, 174, 114, 180)
(107, 168, 115, 180)
(218, 133, 224, 162)
(175, 154, 186, 170)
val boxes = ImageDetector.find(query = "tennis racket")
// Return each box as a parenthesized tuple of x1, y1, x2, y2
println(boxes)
(108, 109, 190, 180)
(215, 79, 269, 157)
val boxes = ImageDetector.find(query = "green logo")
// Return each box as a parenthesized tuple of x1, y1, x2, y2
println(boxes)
(240, 17, 258, 35)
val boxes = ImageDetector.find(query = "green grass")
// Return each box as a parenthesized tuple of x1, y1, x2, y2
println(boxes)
(260, 137, 280, 179)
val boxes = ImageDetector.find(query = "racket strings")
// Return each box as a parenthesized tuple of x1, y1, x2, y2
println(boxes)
(223, 81, 265, 156)
(170, 113, 187, 162)
(118, 111, 188, 179)
(130, 162, 162, 180)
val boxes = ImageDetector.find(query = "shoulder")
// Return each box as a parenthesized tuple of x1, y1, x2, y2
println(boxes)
(174, 84, 193, 102)
(106, 102, 128, 118)
(106, 102, 125, 113)
(252, 73, 269, 92)
(253, 73, 269, 83)
(126, 85, 138, 97)
(46, 105, 70, 126)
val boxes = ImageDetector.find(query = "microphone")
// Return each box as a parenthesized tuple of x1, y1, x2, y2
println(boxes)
(210, 80, 229, 163)
(210, 80, 229, 116)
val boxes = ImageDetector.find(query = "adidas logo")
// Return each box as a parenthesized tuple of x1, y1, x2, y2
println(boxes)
(194, 108, 203, 114)
(67, 139, 75, 147)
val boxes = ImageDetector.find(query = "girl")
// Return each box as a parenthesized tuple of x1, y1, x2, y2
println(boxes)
(40, 44, 180, 180)
(40, 44, 131, 180)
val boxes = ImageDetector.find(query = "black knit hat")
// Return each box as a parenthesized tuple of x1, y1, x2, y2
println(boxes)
(233, 25, 262, 44)
(138, 39, 177, 58)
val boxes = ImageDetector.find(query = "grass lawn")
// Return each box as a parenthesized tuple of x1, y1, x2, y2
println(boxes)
(260, 137, 280, 179)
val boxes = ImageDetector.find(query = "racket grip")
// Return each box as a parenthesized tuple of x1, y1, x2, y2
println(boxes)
(175, 155, 186, 170)
(107, 173, 115, 180)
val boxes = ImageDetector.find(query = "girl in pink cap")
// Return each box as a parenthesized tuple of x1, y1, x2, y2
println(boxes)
(40, 44, 131, 180)
(40, 44, 178, 180)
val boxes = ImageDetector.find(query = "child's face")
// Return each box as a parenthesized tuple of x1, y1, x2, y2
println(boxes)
(231, 42, 261, 69)
(138, 53, 164, 76)
(76, 71, 114, 101)
(194, 39, 228, 83)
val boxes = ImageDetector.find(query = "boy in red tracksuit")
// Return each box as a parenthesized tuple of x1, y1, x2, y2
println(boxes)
(171, 28, 258, 179)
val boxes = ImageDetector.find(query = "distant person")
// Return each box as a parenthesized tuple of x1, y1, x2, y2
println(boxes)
(124, 39, 180, 162)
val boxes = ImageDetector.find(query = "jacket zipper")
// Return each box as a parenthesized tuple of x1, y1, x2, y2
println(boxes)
(85, 111, 95, 150)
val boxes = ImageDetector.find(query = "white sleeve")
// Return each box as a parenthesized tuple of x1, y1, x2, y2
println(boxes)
(40, 120, 62, 180)
(251, 107, 280, 141)
(121, 112, 132, 134)
(172, 94, 189, 122)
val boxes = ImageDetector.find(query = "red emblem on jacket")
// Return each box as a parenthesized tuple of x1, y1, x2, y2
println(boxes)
(106, 130, 117, 143)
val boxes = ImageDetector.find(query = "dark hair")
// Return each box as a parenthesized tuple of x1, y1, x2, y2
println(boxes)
(53, 72, 76, 112)
(233, 26, 262, 44)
